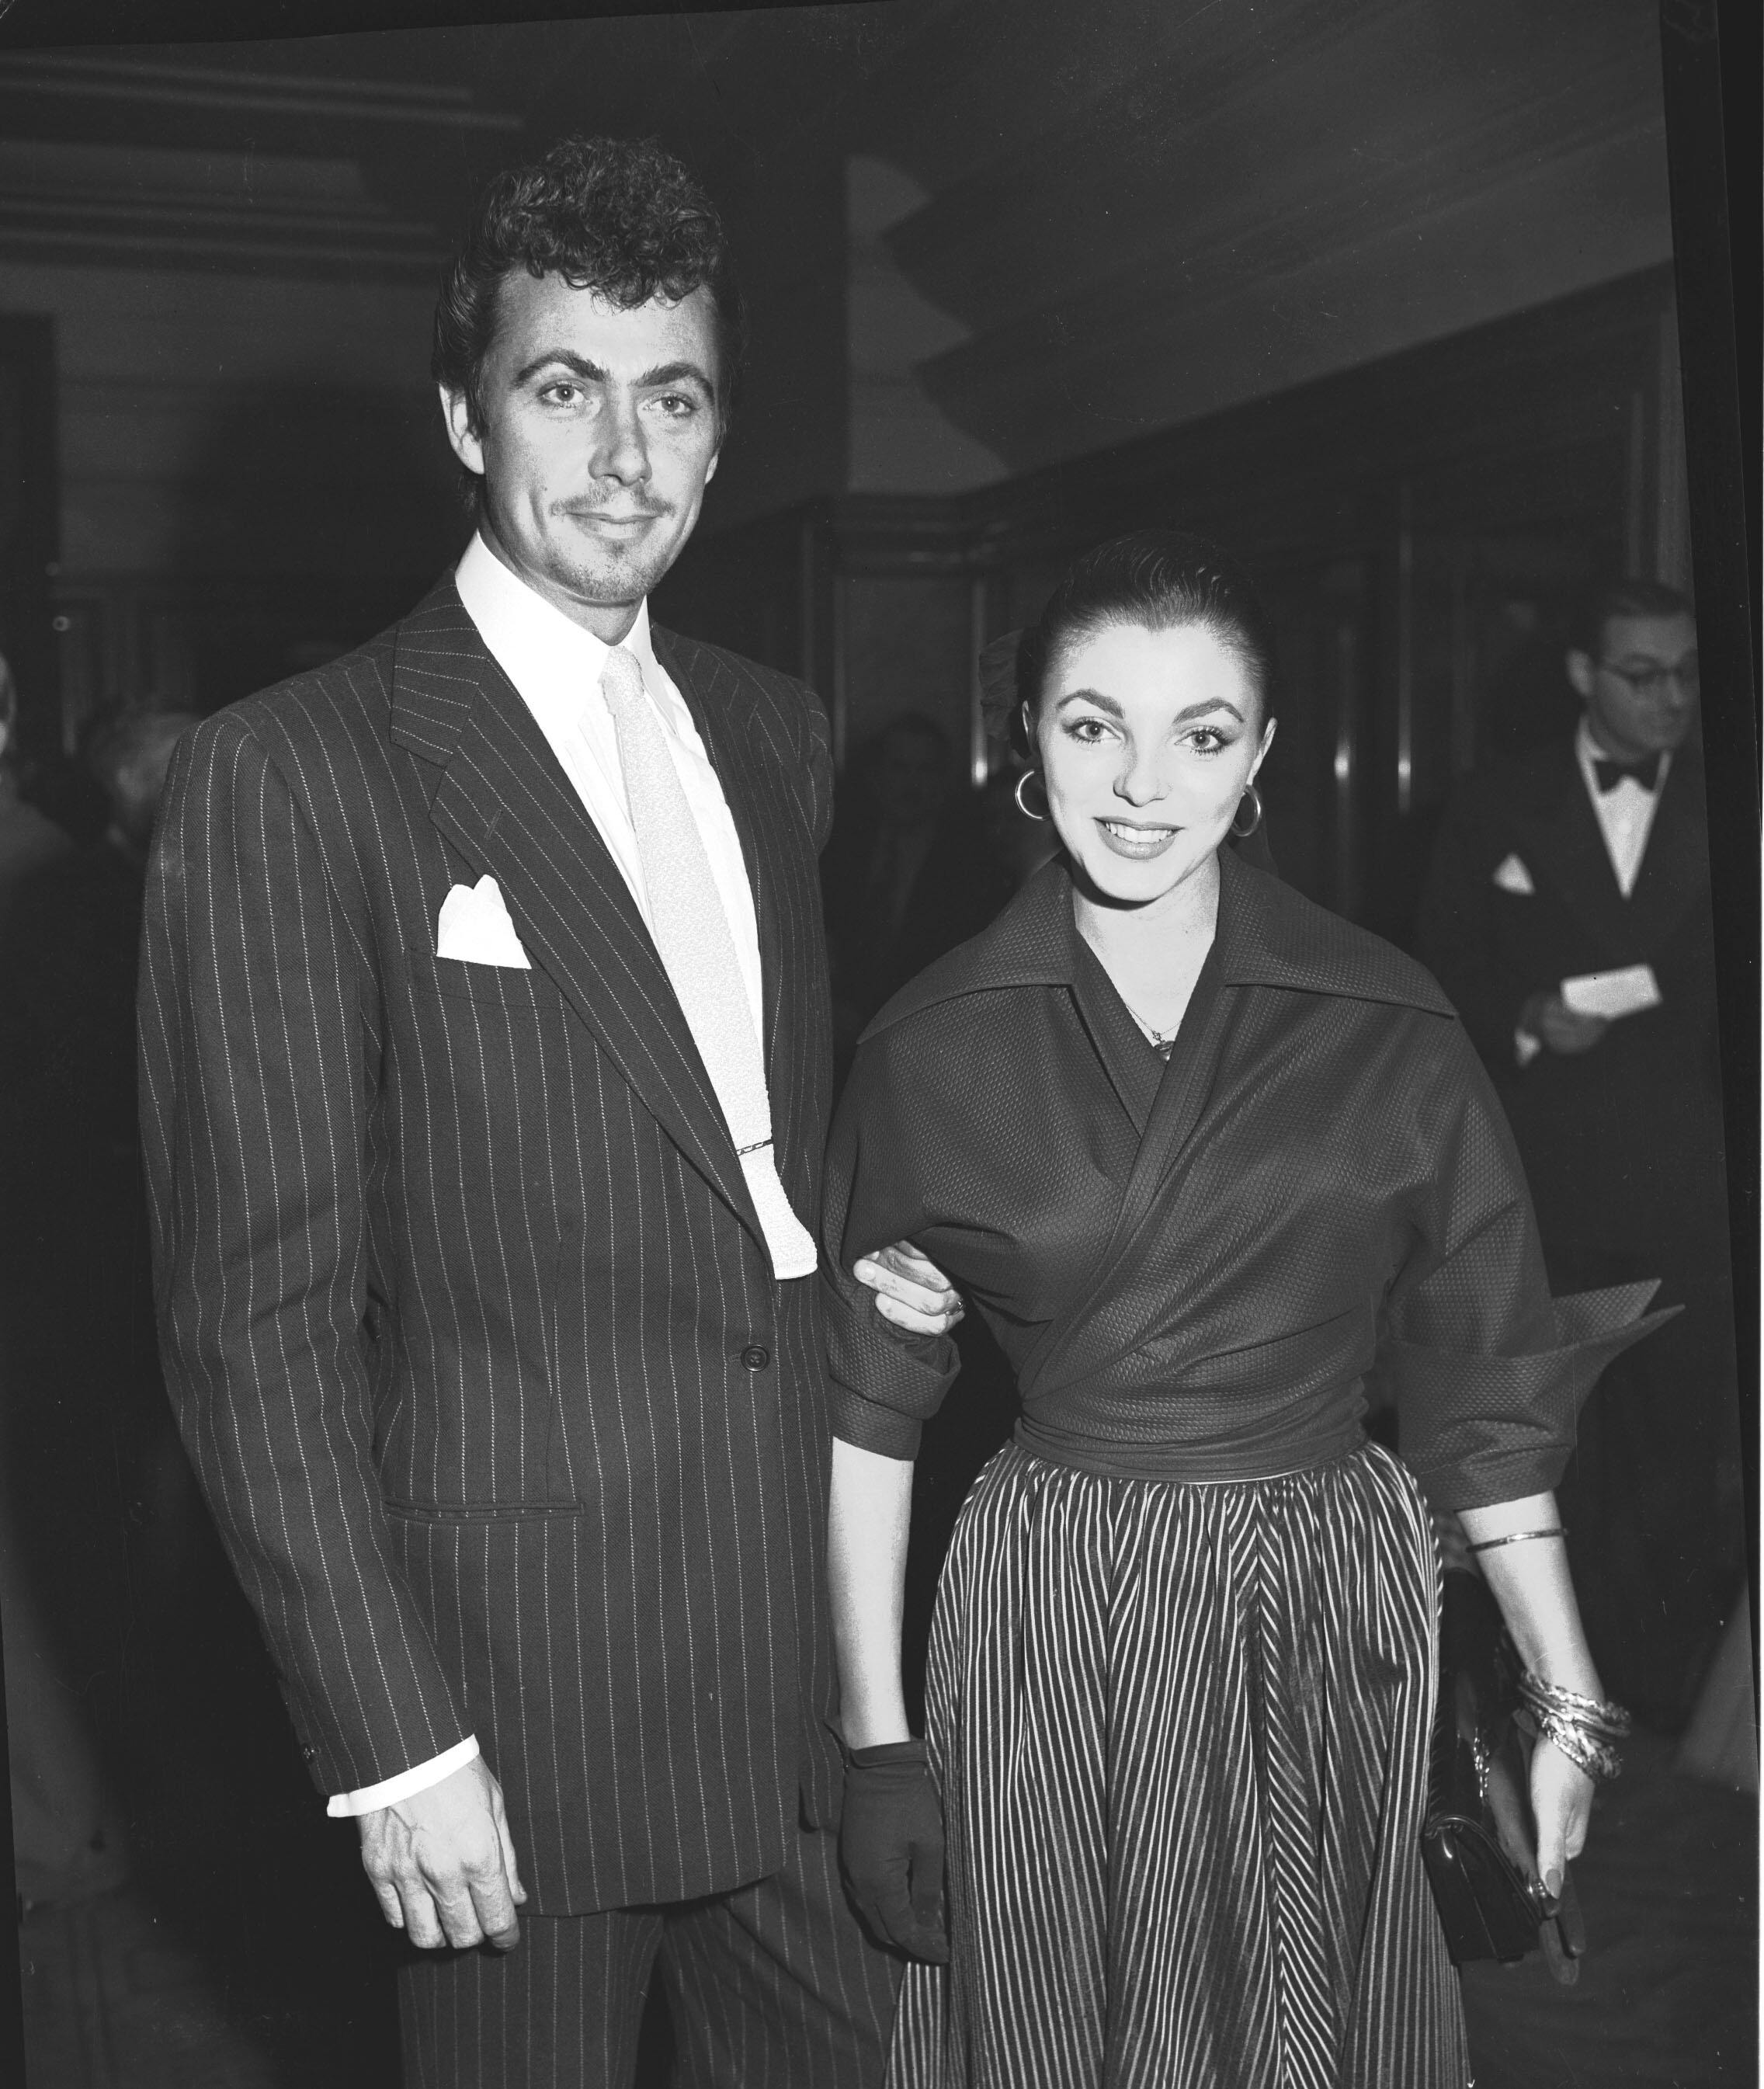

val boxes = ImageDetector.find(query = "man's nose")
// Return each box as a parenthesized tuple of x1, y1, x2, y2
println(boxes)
(590, 401, 650, 486)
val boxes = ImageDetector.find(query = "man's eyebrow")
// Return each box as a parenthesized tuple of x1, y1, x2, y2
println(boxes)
(510, 350, 716, 393)
(1055, 689, 1245, 723)
(512, 349, 607, 387)
(635, 360, 716, 392)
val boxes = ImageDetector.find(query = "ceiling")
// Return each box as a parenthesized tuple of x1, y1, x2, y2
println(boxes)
(0, 0, 1673, 487)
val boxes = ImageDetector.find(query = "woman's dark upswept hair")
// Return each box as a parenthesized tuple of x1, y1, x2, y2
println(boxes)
(432, 134, 747, 443)
(989, 530, 1277, 761)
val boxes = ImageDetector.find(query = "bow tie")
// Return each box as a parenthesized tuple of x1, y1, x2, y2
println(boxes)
(1592, 751, 1662, 794)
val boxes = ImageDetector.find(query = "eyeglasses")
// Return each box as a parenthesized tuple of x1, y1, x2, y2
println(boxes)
(1599, 657, 1700, 700)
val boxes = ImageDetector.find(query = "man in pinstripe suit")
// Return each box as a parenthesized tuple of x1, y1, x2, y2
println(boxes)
(140, 136, 955, 2087)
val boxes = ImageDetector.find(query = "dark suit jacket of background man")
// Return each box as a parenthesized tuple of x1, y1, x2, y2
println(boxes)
(139, 578, 846, 1912)
(1417, 732, 1740, 1722)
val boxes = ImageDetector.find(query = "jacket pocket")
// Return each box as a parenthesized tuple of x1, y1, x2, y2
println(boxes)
(402, 945, 561, 1012)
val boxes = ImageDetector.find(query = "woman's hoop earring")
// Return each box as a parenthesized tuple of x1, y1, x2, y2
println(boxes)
(1013, 770, 1049, 822)
(1230, 784, 1263, 839)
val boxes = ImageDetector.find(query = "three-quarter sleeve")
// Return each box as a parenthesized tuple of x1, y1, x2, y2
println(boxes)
(819, 1027, 960, 1460)
(1373, 1027, 1675, 1510)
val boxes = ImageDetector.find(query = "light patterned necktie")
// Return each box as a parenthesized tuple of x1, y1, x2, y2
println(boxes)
(599, 645, 818, 1280)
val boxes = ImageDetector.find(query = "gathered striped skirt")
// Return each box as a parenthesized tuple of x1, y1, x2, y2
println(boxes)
(887, 1439, 1469, 2089)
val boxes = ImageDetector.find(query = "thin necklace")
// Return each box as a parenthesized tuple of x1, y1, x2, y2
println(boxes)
(1120, 998, 1178, 1051)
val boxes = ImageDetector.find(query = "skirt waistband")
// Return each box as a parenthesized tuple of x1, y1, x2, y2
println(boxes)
(1010, 1414, 1370, 1486)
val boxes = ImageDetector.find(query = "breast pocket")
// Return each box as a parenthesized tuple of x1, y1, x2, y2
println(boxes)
(405, 946, 562, 1015)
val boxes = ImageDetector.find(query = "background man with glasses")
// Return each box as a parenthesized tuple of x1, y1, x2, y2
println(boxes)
(1418, 577, 1741, 1733)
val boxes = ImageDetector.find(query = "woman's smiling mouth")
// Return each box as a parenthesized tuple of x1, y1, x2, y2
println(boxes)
(1096, 816, 1181, 859)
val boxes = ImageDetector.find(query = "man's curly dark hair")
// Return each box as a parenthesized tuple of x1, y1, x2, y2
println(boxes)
(432, 134, 747, 441)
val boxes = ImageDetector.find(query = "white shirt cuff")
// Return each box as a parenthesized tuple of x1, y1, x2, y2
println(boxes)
(325, 1735, 480, 1817)
(1515, 1028, 1542, 1068)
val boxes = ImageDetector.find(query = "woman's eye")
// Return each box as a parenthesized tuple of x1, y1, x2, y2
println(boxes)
(1064, 717, 1112, 744)
(1185, 727, 1229, 756)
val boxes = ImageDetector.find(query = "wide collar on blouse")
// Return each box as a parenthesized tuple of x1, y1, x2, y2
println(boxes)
(863, 846, 1454, 1043)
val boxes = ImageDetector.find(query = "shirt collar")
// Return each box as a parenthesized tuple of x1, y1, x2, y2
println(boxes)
(861, 846, 1453, 1044)
(1575, 714, 1672, 791)
(454, 529, 665, 721)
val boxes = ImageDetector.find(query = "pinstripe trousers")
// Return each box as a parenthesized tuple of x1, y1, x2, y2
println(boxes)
(398, 1816, 900, 2088)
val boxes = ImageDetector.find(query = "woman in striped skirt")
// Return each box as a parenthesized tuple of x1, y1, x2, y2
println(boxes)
(820, 533, 1662, 2087)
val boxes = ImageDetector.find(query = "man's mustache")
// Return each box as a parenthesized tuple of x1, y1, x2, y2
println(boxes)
(554, 499, 671, 520)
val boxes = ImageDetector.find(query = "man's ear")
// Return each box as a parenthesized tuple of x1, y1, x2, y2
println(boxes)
(440, 384, 486, 479)
(1565, 649, 1596, 701)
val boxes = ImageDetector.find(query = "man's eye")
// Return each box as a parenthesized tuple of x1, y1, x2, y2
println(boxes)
(542, 383, 578, 405)
(651, 393, 696, 417)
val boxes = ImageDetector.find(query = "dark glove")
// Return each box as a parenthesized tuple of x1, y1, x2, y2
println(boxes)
(839, 1739, 949, 1963)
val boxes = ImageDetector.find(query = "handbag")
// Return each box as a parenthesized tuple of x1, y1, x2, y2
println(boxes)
(1421, 1567, 1589, 1984)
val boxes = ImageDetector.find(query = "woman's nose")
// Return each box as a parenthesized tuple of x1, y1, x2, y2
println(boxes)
(1114, 746, 1168, 805)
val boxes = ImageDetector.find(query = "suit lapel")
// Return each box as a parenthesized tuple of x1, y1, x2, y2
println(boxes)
(1623, 742, 1712, 948)
(1512, 743, 1636, 966)
(387, 585, 766, 1252)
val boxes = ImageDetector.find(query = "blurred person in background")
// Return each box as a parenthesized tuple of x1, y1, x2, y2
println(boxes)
(1417, 576, 1738, 1733)
(2, 707, 200, 1881)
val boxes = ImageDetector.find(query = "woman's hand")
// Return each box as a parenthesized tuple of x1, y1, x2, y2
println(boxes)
(1529, 1733, 1595, 1900)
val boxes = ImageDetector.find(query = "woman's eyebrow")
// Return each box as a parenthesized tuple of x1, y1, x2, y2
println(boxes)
(1054, 690, 1244, 723)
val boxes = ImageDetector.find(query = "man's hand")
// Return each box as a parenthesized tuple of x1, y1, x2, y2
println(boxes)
(1522, 991, 1610, 1057)
(852, 1241, 964, 1336)
(358, 1755, 527, 1952)
(839, 1742, 948, 1962)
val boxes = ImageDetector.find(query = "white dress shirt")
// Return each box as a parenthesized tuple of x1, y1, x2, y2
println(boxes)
(329, 533, 787, 1819)
(1575, 714, 1669, 900)
(1512, 715, 1671, 1069)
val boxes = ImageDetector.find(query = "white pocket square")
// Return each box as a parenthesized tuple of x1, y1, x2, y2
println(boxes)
(436, 875, 531, 969)
(1491, 853, 1535, 895)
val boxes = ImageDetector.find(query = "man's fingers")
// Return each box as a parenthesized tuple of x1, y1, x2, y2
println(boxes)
(494, 1809, 529, 1908)
(855, 1256, 948, 1319)
(398, 1876, 450, 1951)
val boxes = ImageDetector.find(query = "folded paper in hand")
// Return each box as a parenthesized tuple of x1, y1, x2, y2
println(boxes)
(436, 875, 531, 969)
(1559, 965, 1660, 1020)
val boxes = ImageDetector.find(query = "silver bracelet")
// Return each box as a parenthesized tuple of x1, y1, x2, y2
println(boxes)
(1465, 1526, 1564, 1554)
(1519, 1670, 1633, 1742)
(1534, 1712, 1623, 1782)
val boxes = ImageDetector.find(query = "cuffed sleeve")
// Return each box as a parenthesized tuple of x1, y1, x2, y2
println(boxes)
(819, 1031, 960, 1459)
(327, 1734, 481, 1817)
(1374, 1032, 1677, 1507)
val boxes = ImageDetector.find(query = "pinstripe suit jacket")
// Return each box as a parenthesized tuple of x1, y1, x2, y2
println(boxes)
(139, 579, 845, 1916)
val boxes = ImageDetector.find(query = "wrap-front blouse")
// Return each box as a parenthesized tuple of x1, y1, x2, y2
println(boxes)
(821, 851, 1665, 1510)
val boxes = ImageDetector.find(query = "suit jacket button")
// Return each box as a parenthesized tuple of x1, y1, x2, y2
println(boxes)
(740, 1345, 770, 1371)
(300, 1744, 317, 1763)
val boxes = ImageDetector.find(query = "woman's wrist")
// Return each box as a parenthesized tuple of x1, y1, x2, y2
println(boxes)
(837, 1699, 913, 1752)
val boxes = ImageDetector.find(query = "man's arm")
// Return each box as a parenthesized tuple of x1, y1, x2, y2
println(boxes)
(139, 717, 521, 1946)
